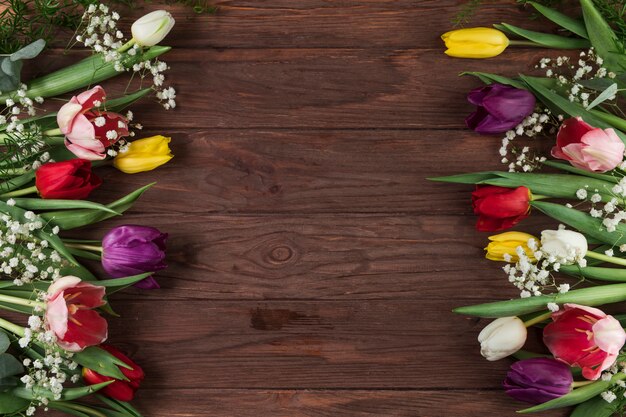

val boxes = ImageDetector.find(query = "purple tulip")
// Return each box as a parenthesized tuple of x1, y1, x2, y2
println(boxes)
(503, 358, 573, 404)
(466, 83, 536, 134)
(102, 225, 168, 289)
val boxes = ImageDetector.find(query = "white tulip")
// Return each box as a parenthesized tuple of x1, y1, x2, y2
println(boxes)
(478, 317, 527, 361)
(540, 229, 588, 265)
(131, 10, 175, 47)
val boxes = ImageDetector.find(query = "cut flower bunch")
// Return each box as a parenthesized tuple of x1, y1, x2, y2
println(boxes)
(0, 3, 176, 417)
(435, 0, 626, 415)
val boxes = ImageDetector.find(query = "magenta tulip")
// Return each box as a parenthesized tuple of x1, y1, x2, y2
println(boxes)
(543, 304, 626, 380)
(552, 117, 624, 173)
(465, 83, 536, 134)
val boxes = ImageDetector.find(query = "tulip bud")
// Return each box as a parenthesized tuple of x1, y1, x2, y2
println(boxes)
(504, 358, 573, 404)
(83, 345, 145, 401)
(441, 27, 509, 59)
(113, 135, 173, 174)
(131, 10, 175, 47)
(466, 84, 536, 134)
(540, 230, 587, 265)
(485, 232, 537, 262)
(478, 316, 527, 361)
(472, 185, 531, 232)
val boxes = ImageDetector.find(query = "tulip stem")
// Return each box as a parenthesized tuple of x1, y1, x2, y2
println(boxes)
(0, 293, 45, 310)
(586, 251, 626, 267)
(571, 380, 595, 388)
(531, 194, 549, 201)
(64, 243, 103, 253)
(509, 40, 542, 47)
(43, 128, 62, 137)
(118, 38, 137, 53)
(0, 185, 38, 198)
(49, 402, 109, 417)
(0, 317, 25, 337)
(523, 311, 552, 327)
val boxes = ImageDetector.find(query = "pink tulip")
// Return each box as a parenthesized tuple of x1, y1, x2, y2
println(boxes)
(551, 117, 624, 173)
(45, 276, 108, 352)
(57, 86, 129, 160)
(543, 304, 626, 380)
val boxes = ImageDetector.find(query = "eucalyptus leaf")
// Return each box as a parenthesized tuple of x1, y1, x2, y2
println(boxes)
(0, 376, 18, 391)
(586, 83, 618, 110)
(0, 331, 9, 354)
(0, 354, 23, 379)
(0, 391, 29, 413)
(9, 39, 45, 61)
(0, 39, 45, 91)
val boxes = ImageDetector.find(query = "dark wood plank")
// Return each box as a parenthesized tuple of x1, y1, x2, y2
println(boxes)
(128, 389, 568, 417)
(33, 48, 552, 129)
(69, 212, 553, 301)
(81, 299, 549, 390)
(92, 128, 550, 215)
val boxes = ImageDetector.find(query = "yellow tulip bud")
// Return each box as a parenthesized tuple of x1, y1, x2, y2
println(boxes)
(113, 135, 173, 174)
(485, 231, 537, 262)
(441, 27, 509, 59)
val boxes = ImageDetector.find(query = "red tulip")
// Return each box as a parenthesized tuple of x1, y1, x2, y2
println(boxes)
(45, 276, 108, 352)
(471, 186, 531, 231)
(544, 304, 626, 380)
(35, 159, 102, 199)
(83, 345, 145, 401)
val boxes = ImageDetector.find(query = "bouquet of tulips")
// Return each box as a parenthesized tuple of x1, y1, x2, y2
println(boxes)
(0, 4, 177, 416)
(436, 0, 626, 415)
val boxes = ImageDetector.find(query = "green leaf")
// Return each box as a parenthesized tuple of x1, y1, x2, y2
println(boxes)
(0, 170, 35, 193)
(580, 0, 626, 73)
(0, 392, 29, 413)
(494, 23, 590, 49)
(560, 264, 626, 282)
(429, 171, 502, 184)
(74, 346, 132, 380)
(0, 331, 9, 354)
(586, 83, 618, 111)
(519, 375, 621, 413)
(96, 396, 144, 417)
(41, 183, 154, 230)
(10, 198, 120, 214)
(454, 283, 626, 317)
(541, 160, 619, 183)
(528, 2, 588, 39)
(96, 272, 153, 294)
(0, 353, 23, 379)
(460, 72, 527, 89)
(0, 199, 78, 265)
(570, 394, 616, 417)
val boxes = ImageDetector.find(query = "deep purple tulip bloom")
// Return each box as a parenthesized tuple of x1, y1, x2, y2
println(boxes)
(102, 225, 168, 289)
(466, 83, 536, 134)
(503, 358, 573, 404)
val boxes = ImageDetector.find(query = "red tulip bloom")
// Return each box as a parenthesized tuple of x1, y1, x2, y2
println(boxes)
(45, 276, 108, 352)
(35, 159, 102, 199)
(471, 186, 531, 231)
(83, 345, 145, 401)
(544, 304, 626, 380)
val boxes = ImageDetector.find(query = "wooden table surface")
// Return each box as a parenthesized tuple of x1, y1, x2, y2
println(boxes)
(44, 1, 573, 416)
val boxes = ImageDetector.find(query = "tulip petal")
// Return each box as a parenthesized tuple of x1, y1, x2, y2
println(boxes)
(593, 316, 626, 354)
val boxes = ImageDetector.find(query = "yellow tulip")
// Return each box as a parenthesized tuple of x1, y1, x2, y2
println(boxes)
(485, 231, 537, 262)
(441, 27, 509, 59)
(113, 135, 173, 174)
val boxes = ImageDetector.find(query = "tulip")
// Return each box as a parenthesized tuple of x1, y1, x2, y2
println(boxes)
(478, 316, 527, 361)
(552, 117, 625, 173)
(131, 10, 175, 47)
(472, 185, 531, 232)
(57, 86, 129, 160)
(544, 304, 626, 380)
(465, 84, 536, 134)
(441, 27, 509, 58)
(540, 230, 587, 265)
(83, 345, 145, 401)
(485, 232, 537, 262)
(113, 135, 173, 174)
(503, 358, 573, 404)
(45, 276, 108, 352)
(102, 225, 168, 289)
(35, 159, 102, 199)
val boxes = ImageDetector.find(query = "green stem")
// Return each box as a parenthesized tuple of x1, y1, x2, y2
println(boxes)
(523, 311, 552, 327)
(509, 40, 543, 47)
(117, 38, 137, 53)
(64, 243, 103, 253)
(571, 380, 595, 388)
(586, 251, 626, 267)
(0, 168, 28, 178)
(531, 194, 549, 201)
(0, 185, 38, 198)
(51, 402, 109, 417)
(0, 317, 25, 337)
(0, 293, 45, 310)
(43, 128, 62, 137)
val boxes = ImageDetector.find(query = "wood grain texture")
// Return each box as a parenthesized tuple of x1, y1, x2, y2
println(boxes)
(32, 1, 577, 416)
